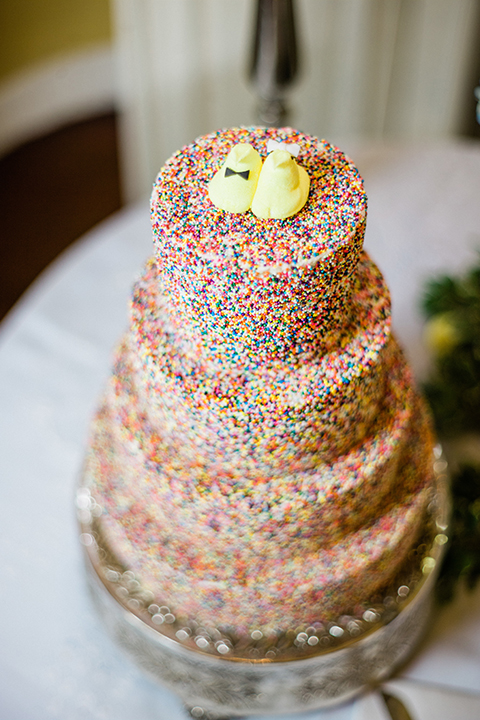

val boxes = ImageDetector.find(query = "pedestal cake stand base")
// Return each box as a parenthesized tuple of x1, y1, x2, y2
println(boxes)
(78, 449, 449, 718)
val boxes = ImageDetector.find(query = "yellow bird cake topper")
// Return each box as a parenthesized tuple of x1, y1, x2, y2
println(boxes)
(208, 143, 262, 213)
(208, 139, 310, 219)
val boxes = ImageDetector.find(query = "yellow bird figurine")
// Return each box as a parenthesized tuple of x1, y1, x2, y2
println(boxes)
(208, 143, 262, 213)
(250, 149, 310, 220)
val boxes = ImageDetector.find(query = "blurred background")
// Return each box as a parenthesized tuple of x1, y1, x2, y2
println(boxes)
(1, 0, 480, 321)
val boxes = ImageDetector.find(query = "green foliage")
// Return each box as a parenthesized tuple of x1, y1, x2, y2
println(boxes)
(423, 262, 480, 319)
(422, 258, 480, 598)
(422, 261, 480, 437)
(436, 464, 480, 602)
(423, 348, 480, 437)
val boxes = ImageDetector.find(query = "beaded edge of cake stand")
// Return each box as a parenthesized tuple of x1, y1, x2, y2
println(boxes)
(77, 445, 449, 663)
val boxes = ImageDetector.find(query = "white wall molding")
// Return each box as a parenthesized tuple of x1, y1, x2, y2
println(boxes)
(0, 43, 115, 157)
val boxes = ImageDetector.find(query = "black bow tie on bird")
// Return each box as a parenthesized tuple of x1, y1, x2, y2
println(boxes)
(224, 167, 250, 180)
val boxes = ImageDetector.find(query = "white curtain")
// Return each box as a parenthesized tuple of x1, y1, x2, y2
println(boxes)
(113, 0, 480, 201)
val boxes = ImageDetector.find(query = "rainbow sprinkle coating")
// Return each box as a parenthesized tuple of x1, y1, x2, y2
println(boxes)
(84, 128, 435, 632)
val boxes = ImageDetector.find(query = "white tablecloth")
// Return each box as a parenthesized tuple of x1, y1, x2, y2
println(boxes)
(1, 141, 480, 719)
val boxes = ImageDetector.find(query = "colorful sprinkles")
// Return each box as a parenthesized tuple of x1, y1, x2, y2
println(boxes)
(151, 127, 367, 363)
(83, 128, 436, 631)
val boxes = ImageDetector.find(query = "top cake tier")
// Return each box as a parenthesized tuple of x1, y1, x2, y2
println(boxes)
(151, 127, 367, 364)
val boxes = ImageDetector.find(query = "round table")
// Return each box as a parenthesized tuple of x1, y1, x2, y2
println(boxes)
(1, 141, 480, 720)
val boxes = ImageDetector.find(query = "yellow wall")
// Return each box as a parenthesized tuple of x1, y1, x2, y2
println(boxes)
(0, 0, 112, 83)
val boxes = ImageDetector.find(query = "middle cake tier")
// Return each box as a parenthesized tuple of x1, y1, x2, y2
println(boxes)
(130, 250, 392, 466)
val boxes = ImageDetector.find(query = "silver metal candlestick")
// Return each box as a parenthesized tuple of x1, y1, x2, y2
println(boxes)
(249, 0, 300, 126)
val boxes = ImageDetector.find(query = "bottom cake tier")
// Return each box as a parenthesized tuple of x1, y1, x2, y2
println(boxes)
(77, 450, 449, 715)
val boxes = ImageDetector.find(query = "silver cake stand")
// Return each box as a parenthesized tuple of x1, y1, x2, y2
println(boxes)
(78, 447, 449, 718)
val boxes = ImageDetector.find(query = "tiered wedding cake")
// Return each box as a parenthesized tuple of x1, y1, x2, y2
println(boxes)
(84, 127, 435, 637)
